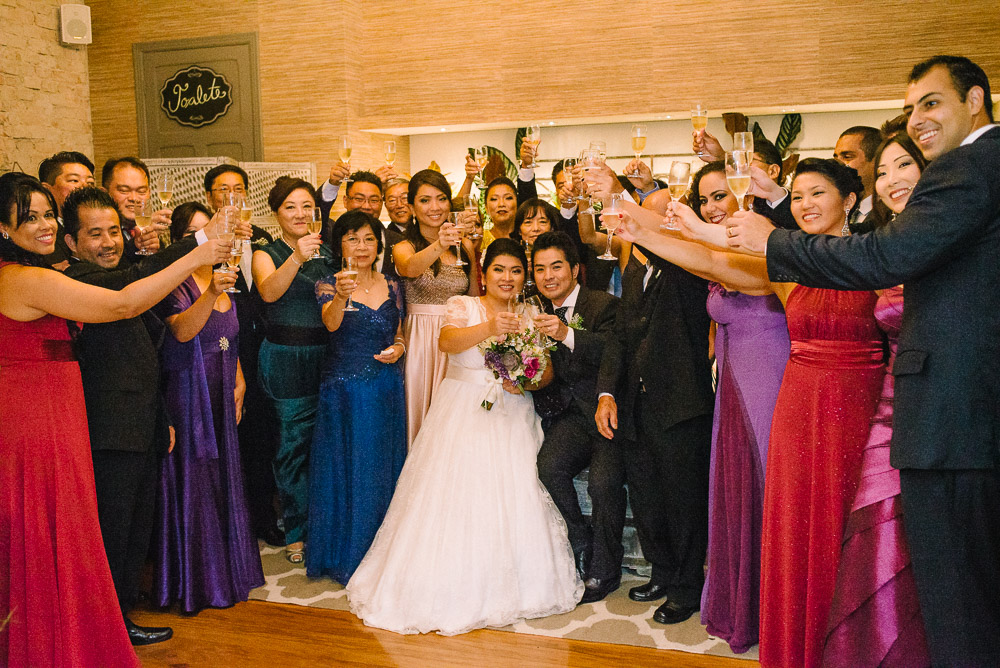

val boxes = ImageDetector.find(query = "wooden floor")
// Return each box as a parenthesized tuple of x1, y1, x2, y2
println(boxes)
(132, 601, 759, 667)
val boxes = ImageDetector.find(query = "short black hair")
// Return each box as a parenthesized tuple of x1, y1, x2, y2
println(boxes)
(346, 170, 383, 197)
(910, 55, 994, 123)
(204, 164, 249, 192)
(485, 176, 517, 201)
(38, 151, 95, 185)
(267, 176, 316, 212)
(512, 198, 559, 242)
(551, 160, 566, 183)
(753, 138, 784, 181)
(482, 236, 526, 273)
(101, 157, 150, 189)
(329, 209, 384, 265)
(170, 201, 213, 242)
(62, 186, 118, 239)
(839, 126, 883, 161)
(531, 230, 579, 268)
(792, 158, 864, 216)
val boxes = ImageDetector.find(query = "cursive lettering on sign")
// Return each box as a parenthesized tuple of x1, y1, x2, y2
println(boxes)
(160, 66, 234, 128)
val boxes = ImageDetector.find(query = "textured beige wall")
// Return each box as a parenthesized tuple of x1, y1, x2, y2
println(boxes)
(0, 0, 93, 175)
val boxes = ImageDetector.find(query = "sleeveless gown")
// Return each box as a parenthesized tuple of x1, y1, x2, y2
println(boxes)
(152, 278, 264, 612)
(823, 286, 931, 667)
(759, 286, 884, 668)
(0, 284, 139, 666)
(701, 286, 790, 654)
(402, 264, 469, 446)
(346, 295, 583, 635)
(307, 277, 407, 584)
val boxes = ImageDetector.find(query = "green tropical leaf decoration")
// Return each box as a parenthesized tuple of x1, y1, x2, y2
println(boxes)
(775, 113, 802, 157)
(751, 122, 768, 146)
(466, 145, 518, 231)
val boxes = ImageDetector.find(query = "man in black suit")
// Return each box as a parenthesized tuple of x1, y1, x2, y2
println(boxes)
(101, 157, 169, 261)
(319, 170, 398, 277)
(725, 55, 999, 666)
(595, 244, 714, 624)
(531, 232, 623, 603)
(62, 187, 224, 645)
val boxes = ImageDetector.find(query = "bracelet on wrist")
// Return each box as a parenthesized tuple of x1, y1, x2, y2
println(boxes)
(290, 255, 302, 266)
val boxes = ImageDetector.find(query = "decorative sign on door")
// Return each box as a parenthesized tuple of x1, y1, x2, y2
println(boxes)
(160, 65, 233, 128)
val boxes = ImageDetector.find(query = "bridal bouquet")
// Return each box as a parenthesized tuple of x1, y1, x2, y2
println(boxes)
(478, 327, 555, 409)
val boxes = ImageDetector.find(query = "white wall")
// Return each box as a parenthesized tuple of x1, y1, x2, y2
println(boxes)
(408, 107, 903, 200)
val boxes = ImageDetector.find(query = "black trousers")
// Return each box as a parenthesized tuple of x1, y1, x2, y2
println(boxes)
(899, 468, 1000, 666)
(238, 345, 280, 535)
(92, 447, 159, 617)
(627, 400, 711, 608)
(537, 407, 627, 580)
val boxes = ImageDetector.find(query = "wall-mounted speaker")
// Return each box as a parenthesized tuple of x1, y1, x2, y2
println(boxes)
(60, 4, 92, 46)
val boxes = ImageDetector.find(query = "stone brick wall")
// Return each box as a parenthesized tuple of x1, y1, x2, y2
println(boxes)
(0, 0, 93, 176)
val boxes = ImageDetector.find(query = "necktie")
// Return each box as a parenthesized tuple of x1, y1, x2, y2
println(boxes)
(555, 306, 569, 324)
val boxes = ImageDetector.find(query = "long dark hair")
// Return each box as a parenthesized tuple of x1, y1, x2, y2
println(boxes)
(170, 201, 213, 242)
(403, 169, 470, 276)
(689, 161, 726, 222)
(866, 133, 928, 230)
(0, 172, 57, 266)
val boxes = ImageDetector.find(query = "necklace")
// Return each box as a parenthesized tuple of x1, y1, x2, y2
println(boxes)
(356, 271, 376, 293)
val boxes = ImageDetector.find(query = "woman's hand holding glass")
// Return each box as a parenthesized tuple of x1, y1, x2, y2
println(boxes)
(491, 309, 522, 337)
(664, 200, 709, 241)
(208, 264, 238, 295)
(437, 220, 462, 255)
(295, 229, 323, 264)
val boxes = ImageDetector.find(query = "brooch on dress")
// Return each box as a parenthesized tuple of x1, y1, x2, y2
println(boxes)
(219, 336, 230, 351)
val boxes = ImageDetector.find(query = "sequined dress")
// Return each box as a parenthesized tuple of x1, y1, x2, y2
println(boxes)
(402, 263, 469, 445)
(306, 276, 407, 584)
(759, 286, 884, 668)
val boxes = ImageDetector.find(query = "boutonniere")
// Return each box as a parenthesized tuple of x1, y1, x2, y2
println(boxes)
(567, 313, 585, 331)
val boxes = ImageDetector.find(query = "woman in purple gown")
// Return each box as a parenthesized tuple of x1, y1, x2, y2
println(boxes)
(822, 133, 930, 667)
(152, 203, 264, 612)
(689, 163, 791, 653)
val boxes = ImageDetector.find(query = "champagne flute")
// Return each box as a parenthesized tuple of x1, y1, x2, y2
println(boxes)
(524, 125, 541, 166)
(692, 105, 709, 157)
(562, 157, 580, 202)
(524, 294, 544, 323)
(341, 256, 359, 312)
(580, 148, 601, 213)
(465, 194, 482, 240)
(630, 124, 647, 177)
(157, 172, 173, 208)
(215, 211, 237, 279)
(590, 140, 607, 162)
(662, 161, 691, 230)
(339, 136, 353, 184)
(474, 145, 489, 180)
(134, 197, 155, 256)
(726, 151, 752, 211)
(599, 193, 623, 259)
(733, 131, 754, 156)
(449, 212, 467, 267)
(239, 194, 253, 251)
(384, 140, 396, 168)
(307, 207, 324, 259)
(224, 235, 242, 294)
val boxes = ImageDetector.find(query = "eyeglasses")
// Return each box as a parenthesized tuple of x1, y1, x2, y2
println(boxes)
(348, 195, 383, 206)
(212, 186, 246, 195)
(344, 235, 378, 247)
(385, 196, 408, 206)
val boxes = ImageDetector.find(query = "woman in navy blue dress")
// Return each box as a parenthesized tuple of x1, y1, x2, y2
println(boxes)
(307, 210, 407, 584)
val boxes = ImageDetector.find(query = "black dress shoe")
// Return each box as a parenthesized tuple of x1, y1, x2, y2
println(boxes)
(628, 581, 668, 602)
(125, 617, 173, 646)
(573, 549, 590, 579)
(579, 575, 621, 604)
(652, 599, 699, 625)
(258, 525, 286, 547)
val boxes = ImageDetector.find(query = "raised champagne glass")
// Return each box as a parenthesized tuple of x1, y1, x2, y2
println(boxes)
(308, 207, 324, 259)
(465, 193, 482, 240)
(340, 136, 353, 184)
(384, 140, 396, 168)
(215, 212, 237, 279)
(239, 194, 253, 251)
(562, 157, 580, 202)
(134, 197, 155, 255)
(449, 212, 466, 267)
(630, 124, 647, 177)
(224, 235, 242, 294)
(692, 105, 709, 157)
(662, 161, 692, 230)
(733, 131, 754, 156)
(599, 193, 623, 259)
(341, 256, 359, 312)
(590, 140, 607, 163)
(157, 172, 173, 208)
(726, 151, 752, 211)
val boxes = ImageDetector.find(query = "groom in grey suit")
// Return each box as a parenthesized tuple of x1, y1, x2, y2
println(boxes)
(724, 55, 999, 666)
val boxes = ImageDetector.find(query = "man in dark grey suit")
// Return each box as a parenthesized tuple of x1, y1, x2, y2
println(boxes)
(725, 55, 999, 666)
(531, 231, 622, 603)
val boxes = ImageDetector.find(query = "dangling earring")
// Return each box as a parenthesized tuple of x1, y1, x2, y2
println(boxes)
(1, 230, 8, 240)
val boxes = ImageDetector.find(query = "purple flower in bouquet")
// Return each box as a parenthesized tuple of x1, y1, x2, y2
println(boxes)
(484, 349, 512, 381)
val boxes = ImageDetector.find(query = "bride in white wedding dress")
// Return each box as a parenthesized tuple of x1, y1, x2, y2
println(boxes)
(346, 239, 583, 635)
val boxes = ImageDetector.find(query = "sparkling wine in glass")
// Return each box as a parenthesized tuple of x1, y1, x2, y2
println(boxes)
(580, 149, 602, 213)
(157, 172, 173, 208)
(449, 212, 466, 267)
(474, 145, 489, 174)
(661, 161, 692, 230)
(134, 198, 155, 255)
(692, 105, 709, 157)
(630, 125, 648, 177)
(224, 237, 242, 294)
(726, 151, 752, 211)
(562, 157, 580, 202)
(341, 256, 359, 312)
(340, 136, 353, 184)
(733, 131, 754, 156)
(215, 212, 237, 277)
(590, 140, 607, 162)
(599, 193, 623, 259)
(524, 125, 541, 165)
(465, 194, 482, 240)
(307, 208, 323, 259)
(384, 140, 396, 167)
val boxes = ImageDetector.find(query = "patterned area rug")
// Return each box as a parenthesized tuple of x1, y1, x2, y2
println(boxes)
(250, 543, 758, 660)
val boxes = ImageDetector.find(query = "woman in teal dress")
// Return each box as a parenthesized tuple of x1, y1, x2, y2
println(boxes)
(251, 176, 331, 563)
(307, 210, 407, 584)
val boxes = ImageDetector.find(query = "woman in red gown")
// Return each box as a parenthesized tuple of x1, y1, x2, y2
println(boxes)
(0, 174, 228, 667)
(611, 158, 884, 667)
